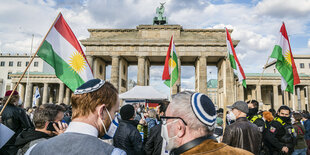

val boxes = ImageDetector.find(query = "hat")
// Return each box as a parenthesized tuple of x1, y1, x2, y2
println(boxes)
(5, 90, 19, 97)
(74, 79, 105, 95)
(231, 101, 249, 114)
(120, 104, 135, 120)
(190, 93, 217, 126)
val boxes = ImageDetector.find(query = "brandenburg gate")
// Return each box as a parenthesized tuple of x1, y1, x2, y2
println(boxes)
(81, 24, 239, 108)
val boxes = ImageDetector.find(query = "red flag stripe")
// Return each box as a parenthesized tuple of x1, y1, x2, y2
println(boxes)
(162, 36, 173, 80)
(225, 28, 246, 79)
(280, 23, 300, 85)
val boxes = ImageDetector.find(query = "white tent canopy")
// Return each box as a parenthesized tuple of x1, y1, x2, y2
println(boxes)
(119, 86, 168, 100)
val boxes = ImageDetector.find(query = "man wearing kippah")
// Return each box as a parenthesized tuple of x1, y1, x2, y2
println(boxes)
(222, 101, 262, 155)
(26, 79, 126, 155)
(161, 91, 252, 155)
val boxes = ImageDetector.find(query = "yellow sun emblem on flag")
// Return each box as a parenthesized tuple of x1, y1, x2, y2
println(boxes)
(68, 51, 86, 73)
(284, 50, 292, 66)
(168, 58, 176, 69)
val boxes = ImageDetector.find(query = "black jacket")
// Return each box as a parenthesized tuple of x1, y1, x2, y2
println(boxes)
(222, 117, 262, 155)
(0, 104, 32, 155)
(144, 123, 162, 155)
(113, 120, 144, 155)
(264, 117, 296, 154)
(247, 114, 265, 132)
(15, 128, 50, 154)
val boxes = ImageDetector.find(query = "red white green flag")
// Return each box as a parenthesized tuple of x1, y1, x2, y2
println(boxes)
(162, 36, 178, 87)
(37, 13, 93, 91)
(225, 28, 246, 88)
(270, 23, 300, 93)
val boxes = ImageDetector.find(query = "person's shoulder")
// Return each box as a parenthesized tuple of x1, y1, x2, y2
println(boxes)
(221, 145, 254, 155)
(270, 119, 282, 127)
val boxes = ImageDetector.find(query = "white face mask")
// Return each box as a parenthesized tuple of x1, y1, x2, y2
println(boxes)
(137, 108, 141, 113)
(291, 117, 295, 124)
(102, 113, 119, 139)
(161, 120, 178, 151)
(228, 111, 236, 121)
(98, 108, 113, 135)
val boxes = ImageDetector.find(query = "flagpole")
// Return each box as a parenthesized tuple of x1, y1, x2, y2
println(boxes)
(0, 12, 62, 116)
(170, 36, 173, 101)
(249, 56, 271, 104)
(25, 34, 34, 107)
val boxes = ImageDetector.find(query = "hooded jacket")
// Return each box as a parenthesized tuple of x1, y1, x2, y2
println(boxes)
(15, 128, 50, 155)
(222, 117, 262, 155)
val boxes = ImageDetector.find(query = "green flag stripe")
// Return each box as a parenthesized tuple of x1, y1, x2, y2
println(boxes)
(270, 45, 294, 93)
(164, 50, 178, 87)
(229, 54, 237, 69)
(37, 40, 85, 91)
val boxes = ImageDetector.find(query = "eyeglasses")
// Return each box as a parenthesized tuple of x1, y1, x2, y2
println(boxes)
(160, 116, 187, 126)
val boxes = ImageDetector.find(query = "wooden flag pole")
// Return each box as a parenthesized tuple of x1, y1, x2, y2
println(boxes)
(0, 12, 62, 116)
(248, 56, 271, 105)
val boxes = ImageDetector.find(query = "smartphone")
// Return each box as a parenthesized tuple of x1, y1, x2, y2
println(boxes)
(47, 122, 59, 131)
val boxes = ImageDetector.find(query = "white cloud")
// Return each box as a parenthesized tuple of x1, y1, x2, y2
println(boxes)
(1, 0, 310, 92)
(256, 0, 310, 18)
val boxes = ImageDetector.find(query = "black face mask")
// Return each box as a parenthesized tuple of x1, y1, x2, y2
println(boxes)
(279, 116, 291, 123)
(248, 108, 258, 116)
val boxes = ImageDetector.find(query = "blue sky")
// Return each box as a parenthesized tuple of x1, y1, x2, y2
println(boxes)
(1, 0, 310, 95)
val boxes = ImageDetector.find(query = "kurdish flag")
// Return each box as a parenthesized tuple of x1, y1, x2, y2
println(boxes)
(225, 28, 246, 88)
(270, 23, 300, 93)
(37, 13, 93, 91)
(162, 36, 178, 87)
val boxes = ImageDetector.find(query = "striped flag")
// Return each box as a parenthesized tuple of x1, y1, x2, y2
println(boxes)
(270, 23, 300, 93)
(33, 87, 40, 107)
(162, 36, 179, 87)
(37, 13, 93, 91)
(225, 28, 246, 88)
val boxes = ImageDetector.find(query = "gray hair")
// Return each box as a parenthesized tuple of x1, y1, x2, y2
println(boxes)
(169, 91, 214, 135)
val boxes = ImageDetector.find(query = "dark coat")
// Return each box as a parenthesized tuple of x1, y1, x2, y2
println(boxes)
(293, 122, 307, 149)
(15, 128, 50, 154)
(264, 117, 296, 154)
(303, 119, 310, 140)
(0, 104, 32, 155)
(113, 119, 144, 155)
(144, 124, 162, 155)
(222, 117, 262, 155)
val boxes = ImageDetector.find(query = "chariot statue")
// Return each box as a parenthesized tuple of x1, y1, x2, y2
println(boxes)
(153, 2, 167, 25)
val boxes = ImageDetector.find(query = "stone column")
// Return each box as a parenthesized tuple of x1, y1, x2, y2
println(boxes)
(251, 86, 256, 99)
(195, 56, 207, 94)
(20, 83, 26, 103)
(86, 55, 94, 70)
(144, 58, 150, 86)
(58, 83, 64, 104)
(256, 85, 262, 102)
(172, 57, 181, 94)
(119, 57, 128, 93)
(111, 56, 120, 91)
(273, 85, 279, 110)
(300, 87, 305, 111)
(25, 83, 33, 108)
(93, 57, 106, 80)
(238, 83, 244, 101)
(65, 87, 71, 105)
(137, 56, 145, 86)
(49, 86, 54, 103)
(42, 83, 49, 104)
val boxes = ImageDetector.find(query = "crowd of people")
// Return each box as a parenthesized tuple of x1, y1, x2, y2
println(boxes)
(0, 78, 310, 155)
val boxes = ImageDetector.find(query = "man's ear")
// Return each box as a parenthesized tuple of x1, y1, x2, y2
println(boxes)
(97, 104, 106, 117)
(176, 120, 186, 138)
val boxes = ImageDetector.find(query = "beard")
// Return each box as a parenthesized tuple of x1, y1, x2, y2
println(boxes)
(98, 117, 112, 137)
